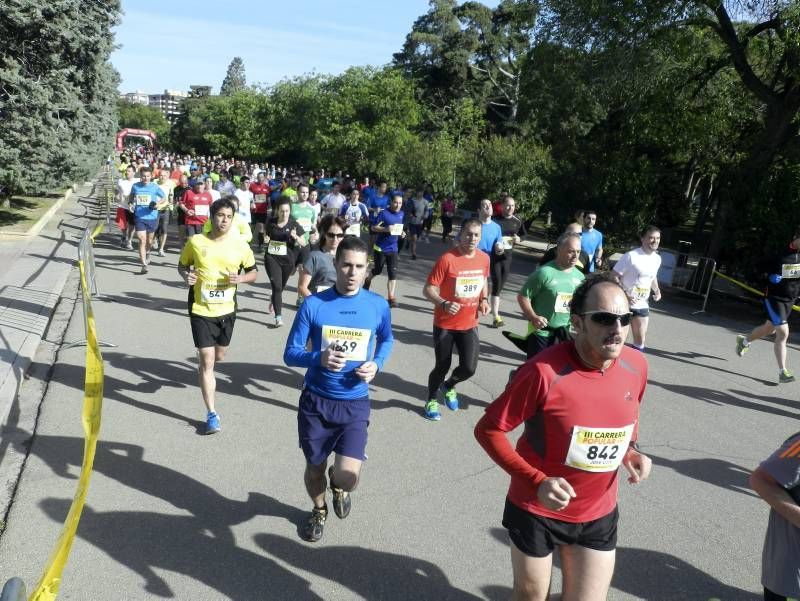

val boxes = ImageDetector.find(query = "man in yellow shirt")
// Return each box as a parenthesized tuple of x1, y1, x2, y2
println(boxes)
(178, 197, 258, 434)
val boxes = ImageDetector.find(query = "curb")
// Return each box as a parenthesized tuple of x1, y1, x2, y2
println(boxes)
(0, 184, 79, 241)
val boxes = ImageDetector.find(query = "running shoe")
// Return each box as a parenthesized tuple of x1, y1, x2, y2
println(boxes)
(302, 506, 327, 543)
(328, 466, 351, 519)
(412, 254, 417, 260)
(735, 335, 749, 357)
(140, 264, 148, 274)
(388, 297, 398, 308)
(125, 241, 133, 250)
(440, 385, 459, 411)
(779, 369, 796, 384)
(205, 411, 221, 435)
(424, 399, 441, 421)
(492, 316, 504, 328)
(274, 315, 283, 327)
(158, 249, 166, 257)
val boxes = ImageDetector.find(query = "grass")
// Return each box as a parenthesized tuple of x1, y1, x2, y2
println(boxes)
(0, 194, 61, 234)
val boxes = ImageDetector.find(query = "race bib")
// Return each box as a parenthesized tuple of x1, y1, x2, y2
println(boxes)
(782, 263, 800, 278)
(200, 282, 235, 304)
(565, 424, 635, 473)
(322, 325, 371, 362)
(346, 224, 361, 237)
(297, 217, 313, 229)
(632, 286, 650, 302)
(254, 194, 267, 205)
(389, 223, 404, 236)
(554, 292, 573, 313)
(267, 240, 287, 256)
(502, 236, 514, 250)
(455, 276, 483, 299)
(194, 204, 209, 217)
(134, 194, 151, 207)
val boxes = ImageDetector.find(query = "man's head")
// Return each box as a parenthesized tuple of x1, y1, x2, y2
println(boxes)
(479, 199, 493, 219)
(458, 219, 482, 254)
(641, 226, 661, 253)
(210, 197, 237, 234)
(570, 273, 631, 367)
(219, 170, 229, 181)
(239, 176, 250, 190)
(140, 167, 153, 184)
(378, 181, 388, 195)
(125, 166, 136, 179)
(502, 196, 516, 218)
(583, 210, 597, 230)
(332, 181, 341, 194)
(297, 183, 310, 202)
(334, 235, 370, 295)
(555, 231, 582, 270)
(257, 171, 266, 183)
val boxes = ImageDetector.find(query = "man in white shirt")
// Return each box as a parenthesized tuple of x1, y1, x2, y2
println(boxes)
(116, 165, 139, 249)
(321, 181, 347, 216)
(612, 225, 662, 351)
(234, 176, 254, 225)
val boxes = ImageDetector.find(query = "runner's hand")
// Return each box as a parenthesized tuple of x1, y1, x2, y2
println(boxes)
(355, 361, 378, 383)
(531, 315, 548, 330)
(652, 290, 661, 302)
(185, 269, 197, 286)
(622, 449, 652, 484)
(321, 347, 347, 371)
(536, 477, 576, 511)
(494, 242, 505, 255)
(445, 301, 461, 315)
(226, 270, 240, 284)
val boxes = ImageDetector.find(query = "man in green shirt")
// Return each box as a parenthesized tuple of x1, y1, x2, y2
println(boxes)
(291, 183, 319, 305)
(517, 231, 585, 358)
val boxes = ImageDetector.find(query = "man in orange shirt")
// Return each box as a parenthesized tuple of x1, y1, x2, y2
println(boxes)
(422, 218, 490, 420)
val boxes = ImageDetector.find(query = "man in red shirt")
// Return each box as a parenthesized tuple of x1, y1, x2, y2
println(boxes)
(249, 171, 272, 250)
(178, 179, 212, 237)
(422, 218, 490, 420)
(475, 271, 652, 601)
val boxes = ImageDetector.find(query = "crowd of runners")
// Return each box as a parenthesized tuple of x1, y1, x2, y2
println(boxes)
(114, 149, 799, 601)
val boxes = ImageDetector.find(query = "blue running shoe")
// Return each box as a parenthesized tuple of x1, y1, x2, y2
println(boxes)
(424, 399, 441, 421)
(206, 411, 221, 434)
(440, 385, 459, 411)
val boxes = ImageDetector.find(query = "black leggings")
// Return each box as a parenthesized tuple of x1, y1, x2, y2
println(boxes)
(441, 215, 453, 240)
(372, 250, 398, 280)
(764, 588, 789, 601)
(427, 326, 480, 398)
(490, 257, 511, 295)
(265, 255, 294, 316)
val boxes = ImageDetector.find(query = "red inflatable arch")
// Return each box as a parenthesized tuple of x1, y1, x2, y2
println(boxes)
(115, 128, 157, 151)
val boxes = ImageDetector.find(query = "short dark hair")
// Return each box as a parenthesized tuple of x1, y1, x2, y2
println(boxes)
(210, 196, 236, 217)
(570, 272, 628, 316)
(641, 225, 660, 237)
(461, 218, 482, 232)
(141, 166, 152, 174)
(274, 195, 293, 210)
(335, 234, 369, 262)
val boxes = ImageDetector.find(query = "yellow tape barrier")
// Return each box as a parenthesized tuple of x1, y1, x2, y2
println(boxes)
(28, 261, 104, 601)
(713, 270, 800, 312)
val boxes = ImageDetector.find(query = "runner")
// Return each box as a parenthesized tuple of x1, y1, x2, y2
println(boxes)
(475, 272, 651, 601)
(298, 215, 346, 299)
(363, 192, 405, 308)
(249, 171, 272, 251)
(178, 197, 258, 434)
(736, 229, 800, 383)
(477, 198, 504, 259)
(283, 235, 393, 543)
(214, 169, 236, 196)
(179, 178, 213, 238)
(422, 218, 490, 421)
(408, 187, 430, 260)
(750, 431, 800, 601)
(516, 232, 585, 358)
(115, 165, 138, 250)
(366, 181, 390, 254)
(321, 181, 347, 217)
(233, 176, 254, 233)
(612, 226, 662, 351)
(339, 189, 368, 238)
(204, 176, 221, 202)
(265, 196, 306, 327)
(581, 210, 603, 273)
(129, 167, 167, 274)
(291, 183, 320, 306)
(440, 196, 456, 243)
(490, 196, 527, 328)
(154, 170, 175, 256)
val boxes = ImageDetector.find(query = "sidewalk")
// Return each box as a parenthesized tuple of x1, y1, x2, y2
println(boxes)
(0, 180, 97, 514)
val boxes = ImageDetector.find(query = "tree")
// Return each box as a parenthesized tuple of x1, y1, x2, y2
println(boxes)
(221, 57, 247, 96)
(0, 1, 121, 196)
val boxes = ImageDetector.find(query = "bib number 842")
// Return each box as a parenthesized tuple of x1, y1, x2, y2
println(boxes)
(586, 445, 619, 460)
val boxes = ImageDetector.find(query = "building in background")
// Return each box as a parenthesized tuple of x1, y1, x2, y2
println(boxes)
(148, 89, 188, 123)
(121, 91, 149, 105)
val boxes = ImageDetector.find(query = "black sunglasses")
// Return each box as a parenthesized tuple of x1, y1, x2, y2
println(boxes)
(581, 311, 633, 327)
(325, 232, 345, 239)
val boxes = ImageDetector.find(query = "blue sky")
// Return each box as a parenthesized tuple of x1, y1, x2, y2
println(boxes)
(112, 0, 438, 93)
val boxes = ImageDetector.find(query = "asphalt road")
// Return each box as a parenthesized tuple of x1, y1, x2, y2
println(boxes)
(0, 223, 796, 600)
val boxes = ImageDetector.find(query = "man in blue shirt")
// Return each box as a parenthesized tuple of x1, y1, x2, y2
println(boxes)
(477, 198, 503, 256)
(364, 193, 406, 307)
(129, 166, 166, 274)
(366, 181, 390, 256)
(581, 209, 604, 272)
(284, 235, 394, 543)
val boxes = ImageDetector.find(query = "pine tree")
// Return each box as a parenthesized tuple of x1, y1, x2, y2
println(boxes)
(220, 57, 247, 96)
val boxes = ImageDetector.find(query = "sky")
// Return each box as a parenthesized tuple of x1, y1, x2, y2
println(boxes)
(111, 0, 438, 94)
